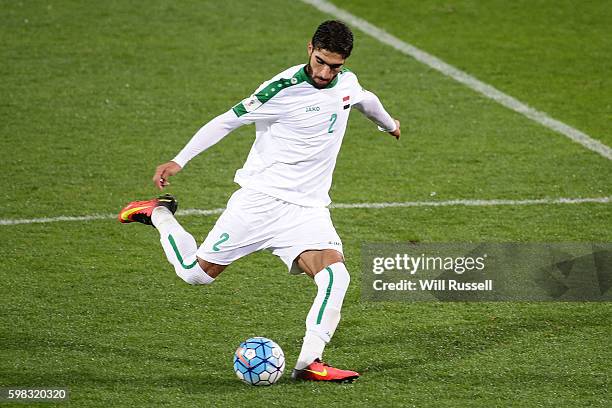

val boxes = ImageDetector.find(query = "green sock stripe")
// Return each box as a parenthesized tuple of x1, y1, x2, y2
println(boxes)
(168, 234, 197, 269)
(316, 267, 334, 325)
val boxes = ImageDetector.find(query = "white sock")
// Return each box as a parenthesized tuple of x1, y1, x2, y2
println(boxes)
(295, 262, 351, 369)
(295, 332, 326, 370)
(152, 207, 214, 285)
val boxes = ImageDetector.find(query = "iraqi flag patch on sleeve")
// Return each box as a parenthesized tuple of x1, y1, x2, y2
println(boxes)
(243, 95, 263, 112)
(343, 95, 350, 110)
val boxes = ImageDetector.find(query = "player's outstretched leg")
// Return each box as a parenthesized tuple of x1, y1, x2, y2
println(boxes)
(118, 195, 214, 285)
(292, 261, 360, 382)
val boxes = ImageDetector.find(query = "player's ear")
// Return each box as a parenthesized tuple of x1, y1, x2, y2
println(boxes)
(307, 42, 313, 55)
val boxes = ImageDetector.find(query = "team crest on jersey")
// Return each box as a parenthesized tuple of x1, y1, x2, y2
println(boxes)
(242, 95, 262, 112)
(342, 95, 350, 110)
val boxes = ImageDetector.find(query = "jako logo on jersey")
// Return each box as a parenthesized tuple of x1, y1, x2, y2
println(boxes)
(305, 106, 320, 112)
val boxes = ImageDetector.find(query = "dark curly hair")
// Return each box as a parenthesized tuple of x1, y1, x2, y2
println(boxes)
(311, 20, 354, 58)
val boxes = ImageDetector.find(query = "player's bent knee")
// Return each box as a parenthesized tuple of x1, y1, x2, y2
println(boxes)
(340, 269, 350, 290)
(302, 250, 345, 275)
(197, 257, 226, 279)
(328, 262, 350, 291)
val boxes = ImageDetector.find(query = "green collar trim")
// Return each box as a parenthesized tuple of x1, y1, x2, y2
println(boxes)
(296, 65, 348, 89)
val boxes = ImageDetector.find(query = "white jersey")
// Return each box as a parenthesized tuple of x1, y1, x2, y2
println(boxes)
(173, 64, 396, 207)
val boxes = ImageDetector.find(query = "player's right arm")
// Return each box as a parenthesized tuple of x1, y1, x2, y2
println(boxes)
(152, 110, 244, 189)
(153, 76, 286, 190)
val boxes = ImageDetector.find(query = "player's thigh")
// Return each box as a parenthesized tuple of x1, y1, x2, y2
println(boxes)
(198, 226, 271, 271)
(297, 249, 345, 277)
(272, 205, 344, 275)
(197, 188, 280, 272)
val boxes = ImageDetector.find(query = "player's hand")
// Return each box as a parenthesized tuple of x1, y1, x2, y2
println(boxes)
(389, 119, 401, 140)
(153, 161, 182, 190)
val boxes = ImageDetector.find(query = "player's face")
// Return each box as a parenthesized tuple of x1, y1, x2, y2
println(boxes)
(307, 43, 346, 88)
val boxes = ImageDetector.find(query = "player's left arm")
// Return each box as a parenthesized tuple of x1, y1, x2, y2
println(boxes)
(353, 89, 400, 140)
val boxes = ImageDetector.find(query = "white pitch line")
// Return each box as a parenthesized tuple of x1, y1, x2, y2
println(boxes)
(1, 196, 609, 226)
(300, 0, 612, 161)
(331, 196, 612, 209)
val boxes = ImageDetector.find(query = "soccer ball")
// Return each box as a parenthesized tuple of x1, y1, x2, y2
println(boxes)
(233, 337, 285, 386)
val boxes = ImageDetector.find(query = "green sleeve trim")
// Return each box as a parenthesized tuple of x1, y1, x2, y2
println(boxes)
(232, 67, 309, 116)
(232, 103, 248, 117)
(254, 74, 304, 104)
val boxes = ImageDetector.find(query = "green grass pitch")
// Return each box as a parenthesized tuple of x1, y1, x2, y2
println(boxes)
(1, 0, 611, 406)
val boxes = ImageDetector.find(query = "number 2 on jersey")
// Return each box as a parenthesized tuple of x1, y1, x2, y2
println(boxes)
(328, 113, 337, 133)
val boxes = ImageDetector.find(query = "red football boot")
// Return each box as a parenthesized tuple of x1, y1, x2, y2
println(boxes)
(118, 194, 177, 226)
(291, 359, 360, 383)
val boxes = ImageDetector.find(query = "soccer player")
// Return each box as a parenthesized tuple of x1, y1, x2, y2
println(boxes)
(119, 20, 400, 382)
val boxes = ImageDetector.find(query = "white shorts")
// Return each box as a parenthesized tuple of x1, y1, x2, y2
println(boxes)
(197, 188, 343, 274)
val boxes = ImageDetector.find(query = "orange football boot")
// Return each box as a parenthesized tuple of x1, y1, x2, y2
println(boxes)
(118, 194, 177, 226)
(292, 359, 360, 383)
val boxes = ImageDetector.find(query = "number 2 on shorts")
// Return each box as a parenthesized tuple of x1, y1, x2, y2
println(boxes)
(213, 232, 229, 251)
